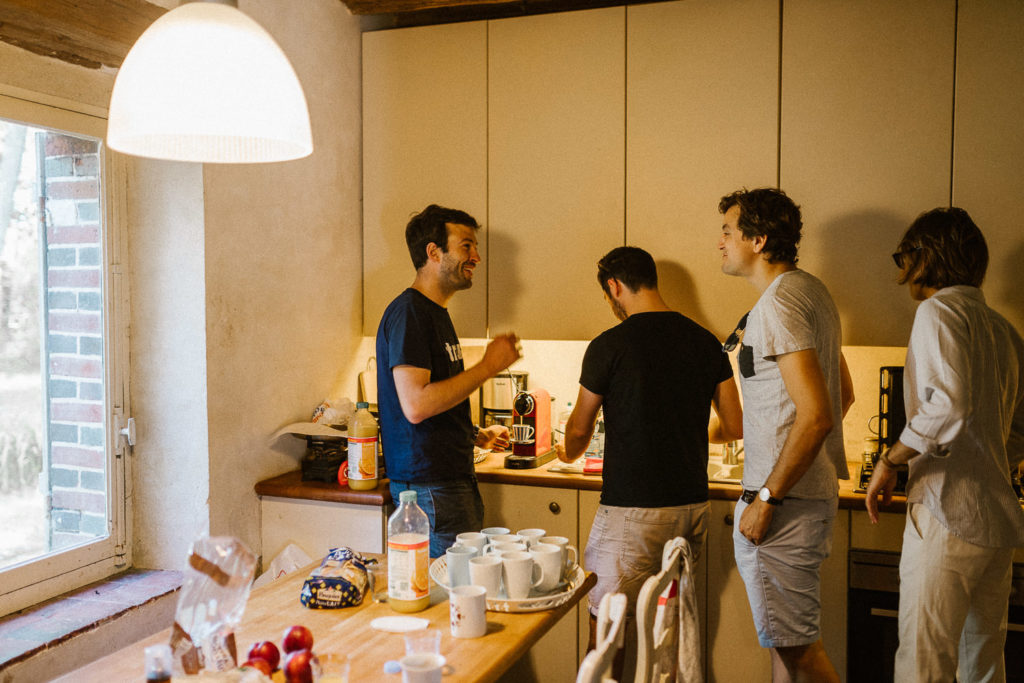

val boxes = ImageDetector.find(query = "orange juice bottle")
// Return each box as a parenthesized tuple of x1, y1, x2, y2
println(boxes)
(347, 402, 378, 491)
(387, 490, 430, 612)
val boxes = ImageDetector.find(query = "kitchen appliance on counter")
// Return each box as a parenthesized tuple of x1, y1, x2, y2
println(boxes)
(504, 387, 555, 469)
(858, 366, 908, 493)
(480, 370, 528, 432)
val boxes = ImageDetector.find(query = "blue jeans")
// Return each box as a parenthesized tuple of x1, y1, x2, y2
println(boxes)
(389, 476, 484, 558)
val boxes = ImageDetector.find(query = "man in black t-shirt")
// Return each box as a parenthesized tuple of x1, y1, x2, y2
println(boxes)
(555, 246, 743, 679)
(376, 205, 521, 557)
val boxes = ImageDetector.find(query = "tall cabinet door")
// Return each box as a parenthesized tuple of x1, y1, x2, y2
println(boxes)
(953, 0, 1024, 335)
(780, 0, 955, 347)
(488, 8, 625, 340)
(626, 0, 779, 340)
(362, 23, 488, 337)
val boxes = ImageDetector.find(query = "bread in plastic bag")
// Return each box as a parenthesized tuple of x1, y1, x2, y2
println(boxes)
(299, 547, 372, 609)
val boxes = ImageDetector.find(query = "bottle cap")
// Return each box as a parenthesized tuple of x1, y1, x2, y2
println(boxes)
(399, 490, 417, 504)
(357, 401, 369, 410)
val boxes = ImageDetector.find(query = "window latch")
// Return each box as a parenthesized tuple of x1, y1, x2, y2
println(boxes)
(118, 416, 136, 447)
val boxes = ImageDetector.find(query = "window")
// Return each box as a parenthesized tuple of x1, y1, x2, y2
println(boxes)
(0, 93, 129, 617)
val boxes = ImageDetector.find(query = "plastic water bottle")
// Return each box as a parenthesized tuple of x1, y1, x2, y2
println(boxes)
(557, 402, 573, 446)
(347, 402, 378, 490)
(387, 490, 430, 613)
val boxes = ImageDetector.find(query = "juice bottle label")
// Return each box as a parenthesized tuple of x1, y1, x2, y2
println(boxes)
(348, 436, 378, 480)
(388, 534, 429, 601)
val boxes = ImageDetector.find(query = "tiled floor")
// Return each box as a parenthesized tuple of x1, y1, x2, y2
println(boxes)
(0, 569, 182, 668)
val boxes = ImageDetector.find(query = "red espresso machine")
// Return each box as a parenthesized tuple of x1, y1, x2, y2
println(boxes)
(504, 387, 556, 469)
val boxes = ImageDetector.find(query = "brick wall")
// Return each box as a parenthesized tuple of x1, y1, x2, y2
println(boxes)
(41, 133, 107, 548)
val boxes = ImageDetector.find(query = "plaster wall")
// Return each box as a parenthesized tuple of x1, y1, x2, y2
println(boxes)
(201, 0, 364, 561)
(127, 159, 209, 569)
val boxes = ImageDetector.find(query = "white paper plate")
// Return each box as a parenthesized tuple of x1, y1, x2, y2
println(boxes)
(369, 616, 430, 633)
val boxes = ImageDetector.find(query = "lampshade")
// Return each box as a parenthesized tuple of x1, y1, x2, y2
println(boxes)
(107, 1, 313, 163)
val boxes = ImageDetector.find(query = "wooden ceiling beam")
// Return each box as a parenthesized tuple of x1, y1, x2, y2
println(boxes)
(341, 0, 515, 15)
(0, 0, 165, 69)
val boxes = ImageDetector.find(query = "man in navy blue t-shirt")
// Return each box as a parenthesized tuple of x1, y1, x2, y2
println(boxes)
(376, 205, 521, 557)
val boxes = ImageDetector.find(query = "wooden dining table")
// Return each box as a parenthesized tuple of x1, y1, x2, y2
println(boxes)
(58, 553, 596, 682)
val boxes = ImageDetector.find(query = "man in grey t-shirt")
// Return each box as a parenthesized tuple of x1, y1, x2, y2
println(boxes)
(718, 188, 853, 683)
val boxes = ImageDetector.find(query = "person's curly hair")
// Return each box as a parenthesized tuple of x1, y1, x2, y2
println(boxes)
(719, 188, 802, 265)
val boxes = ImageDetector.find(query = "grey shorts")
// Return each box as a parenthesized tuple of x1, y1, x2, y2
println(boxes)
(733, 496, 836, 648)
(584, 502, 708, 617)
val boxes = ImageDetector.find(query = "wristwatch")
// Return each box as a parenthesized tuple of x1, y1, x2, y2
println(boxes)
(758, 486, 784, 506)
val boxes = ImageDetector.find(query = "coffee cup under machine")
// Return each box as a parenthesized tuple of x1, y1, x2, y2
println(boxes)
(504, 387, 556, 469)
(480, 371, 527, 432)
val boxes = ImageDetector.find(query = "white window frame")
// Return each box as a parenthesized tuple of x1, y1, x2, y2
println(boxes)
(0, 90, 132, 618)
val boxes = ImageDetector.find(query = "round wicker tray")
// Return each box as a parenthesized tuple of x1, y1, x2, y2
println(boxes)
(429, 556, 584, 613)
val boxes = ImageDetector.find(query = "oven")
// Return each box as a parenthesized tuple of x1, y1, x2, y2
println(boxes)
(848, 550, 1024, 682)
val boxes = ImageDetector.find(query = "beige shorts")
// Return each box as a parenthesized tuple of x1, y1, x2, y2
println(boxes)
(583, 501, 708, 617)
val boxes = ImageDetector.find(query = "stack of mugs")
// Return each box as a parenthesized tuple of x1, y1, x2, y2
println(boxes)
(446, 526, 579, 607)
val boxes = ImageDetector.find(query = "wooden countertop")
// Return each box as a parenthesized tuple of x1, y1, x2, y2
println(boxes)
(255, 470, 392, 505)
(472, 450, 906, 513)
(254, 452, 908, 514)
(59, 554, 596, 683)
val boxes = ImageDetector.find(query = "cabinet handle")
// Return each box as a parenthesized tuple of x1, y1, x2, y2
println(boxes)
(549, 502, 561, 515)
(724, 514, 733, 526)
(870, 608, 899, 620)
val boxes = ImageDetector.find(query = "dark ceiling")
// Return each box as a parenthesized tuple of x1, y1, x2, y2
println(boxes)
(0, 0, 661, 70)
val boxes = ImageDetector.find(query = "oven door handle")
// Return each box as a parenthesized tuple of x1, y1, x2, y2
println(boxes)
(869, 608, 1024, 633)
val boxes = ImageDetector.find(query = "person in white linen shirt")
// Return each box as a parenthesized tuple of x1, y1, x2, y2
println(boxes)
(866, 207, 1024, 683)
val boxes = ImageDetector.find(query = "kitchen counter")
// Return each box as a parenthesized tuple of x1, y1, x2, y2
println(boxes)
(255, 450, 906, 514)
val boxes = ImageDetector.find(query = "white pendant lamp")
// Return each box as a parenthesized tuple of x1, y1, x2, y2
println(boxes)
(107, 0, 313, 163)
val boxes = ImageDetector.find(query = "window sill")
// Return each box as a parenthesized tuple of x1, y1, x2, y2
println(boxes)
(0, 569, 182, 672)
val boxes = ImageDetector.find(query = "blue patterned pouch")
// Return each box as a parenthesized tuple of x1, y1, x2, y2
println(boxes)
(299, 547, 372, 609)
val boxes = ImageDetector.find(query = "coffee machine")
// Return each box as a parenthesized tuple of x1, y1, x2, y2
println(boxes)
(504, 387, 555, 469)
(858, 366, 909, 492)
(479, 370, 527, 432)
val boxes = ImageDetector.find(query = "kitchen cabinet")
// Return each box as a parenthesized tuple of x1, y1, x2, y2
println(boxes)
(951, 0, 1024, 335)
(362, 21, 488, 337)
(779, 0, 955, 347)
(260, 496, 387, 562)
(577, 489, 600, 665)
(625, 0, 779, 339)
(705, 499, 770, 681)
(486, 7, 625, 340)
(478, 482, 580, 682)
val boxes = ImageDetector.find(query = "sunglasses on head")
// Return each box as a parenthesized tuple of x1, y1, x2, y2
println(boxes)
(723, 312, 749, 352)
(892, 246, 922, 269)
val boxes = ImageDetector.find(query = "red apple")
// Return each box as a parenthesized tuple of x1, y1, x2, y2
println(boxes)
(283, 649, 320, 683)
(281, 624, 314, 653)
(247, 641, 281, 670)
(242, 658, 273, 676)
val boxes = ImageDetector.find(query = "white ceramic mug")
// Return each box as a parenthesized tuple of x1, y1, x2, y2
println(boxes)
(487, 533, 523, 546)
(399, 653, 446, 683)
(501, 551, 544, 599)
(455, 532, 488, 555)
(446, 544, 477, 588)
(511, 423, 535, 443)
(469, 554, 502, 598)
(485, 541, 527, 555)
(540, 535, 578, 582)
(516, 528, 546, 548)
(449, 584, 487, 638)
(481, 526, 511, 542)
(528, 543, 564, 593)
